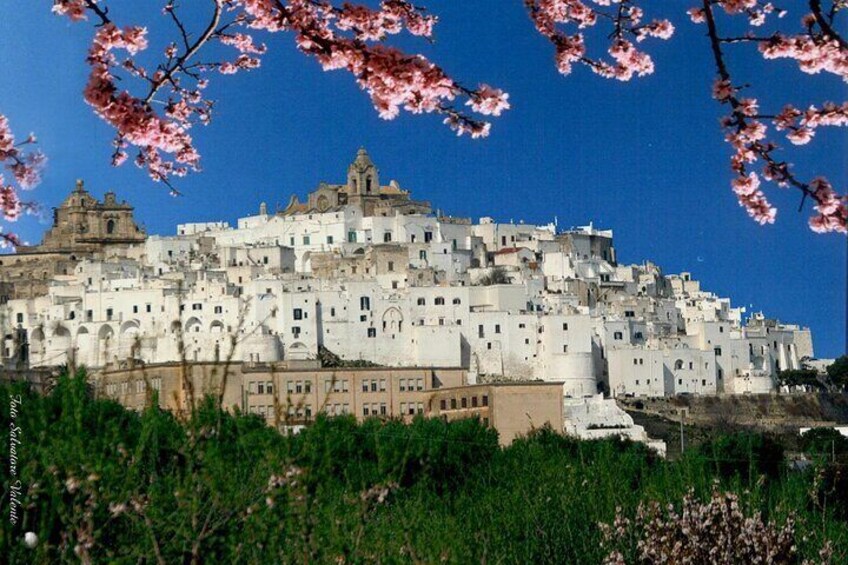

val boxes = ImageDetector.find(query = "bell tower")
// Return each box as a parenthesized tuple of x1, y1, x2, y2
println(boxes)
(346, 147, 379, 196)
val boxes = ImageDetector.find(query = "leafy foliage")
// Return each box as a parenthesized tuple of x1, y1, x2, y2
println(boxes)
(827, 356, 848, 389)
(1, 371, 846, 563)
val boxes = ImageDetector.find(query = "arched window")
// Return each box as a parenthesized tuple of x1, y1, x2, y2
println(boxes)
(674, 359, 684, 370)
(366, 176, 372, 193)
(106, 219, 115, 234)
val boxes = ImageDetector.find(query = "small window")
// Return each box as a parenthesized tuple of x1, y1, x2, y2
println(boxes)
(367, 328, 376, 338)
(435, 297, 445, 306)
(452, 298, 461, 305)
(417, 298, 425, 306)
(293, 308, 303, 320)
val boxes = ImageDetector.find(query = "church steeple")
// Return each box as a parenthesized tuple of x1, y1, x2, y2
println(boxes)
(347, 147, 379, 195)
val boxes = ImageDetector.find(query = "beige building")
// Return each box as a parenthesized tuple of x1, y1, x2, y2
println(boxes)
(95, 362, 563, 445)
(428, 382, 565, 445)
(0, 180, 145, 300)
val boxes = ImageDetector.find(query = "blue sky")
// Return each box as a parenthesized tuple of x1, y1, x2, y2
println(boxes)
(0, 2, 845, 357)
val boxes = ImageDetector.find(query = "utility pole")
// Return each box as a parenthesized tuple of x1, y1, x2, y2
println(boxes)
(679, 409, 685, 454)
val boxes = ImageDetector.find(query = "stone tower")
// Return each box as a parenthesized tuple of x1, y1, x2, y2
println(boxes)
(346, 147, 380, 196)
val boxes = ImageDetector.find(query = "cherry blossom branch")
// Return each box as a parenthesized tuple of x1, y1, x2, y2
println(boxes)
(0, 114, 43, 249)
(523, 0, 674, 80)
(694, 0, 847, 233)
(50, 0, 510, 191)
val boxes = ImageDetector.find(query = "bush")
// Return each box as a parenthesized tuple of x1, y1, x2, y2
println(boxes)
(697, 432, 785, 483)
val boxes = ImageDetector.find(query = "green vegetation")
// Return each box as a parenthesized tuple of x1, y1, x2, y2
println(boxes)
(778, 369, 825, 390)
(827, 356, 848, 390)
(2, 370, 847, 563)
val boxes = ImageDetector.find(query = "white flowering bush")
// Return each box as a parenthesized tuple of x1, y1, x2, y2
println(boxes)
(600, 487, 833, 565)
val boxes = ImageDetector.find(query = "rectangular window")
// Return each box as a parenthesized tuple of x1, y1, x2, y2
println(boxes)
(482, 395, 489, 407)
(562, 323, 568, 331)
(383, 232, 392, 242)
(399, 379, 406, 392)
(472, 396, 478, 407)
(388, 261, 394, 272)
(106, 308, 113, 320)
(348, 231, 357, 243)
(367, 328, 376, 338)
(461, 397, 467, 408)
(302, 236, 310, 245)
(424, 231, 433, 243)
(362, 382, 369, 393)
(257, 382, 265, 395)
(419, 250, 427, 260)
(133, 305, 138, 314)
(293, 308, 303, 320)
(495, 324, 501, 334)
(326, 235, 334, 244)
(440, 399, 447, 410)
(450, 398, 457, 409)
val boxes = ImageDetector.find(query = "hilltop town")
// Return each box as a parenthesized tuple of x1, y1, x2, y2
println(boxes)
(0, 149, 818, 449)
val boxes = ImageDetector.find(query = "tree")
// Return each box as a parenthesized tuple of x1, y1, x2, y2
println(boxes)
(776, 368, 824, 390)
(826, 355, 848, 389)
(1, 1, 846, 247)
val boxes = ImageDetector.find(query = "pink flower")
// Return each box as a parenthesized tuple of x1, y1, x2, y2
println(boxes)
(467, 85, 510, 116)
(711, 79, 734, 101)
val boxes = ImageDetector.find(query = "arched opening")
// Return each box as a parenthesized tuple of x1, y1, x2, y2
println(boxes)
(106, 219, 116, 234)
(185, 317, 203, 334)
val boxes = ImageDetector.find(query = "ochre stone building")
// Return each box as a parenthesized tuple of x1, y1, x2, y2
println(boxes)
(0, 180, 145, 301)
